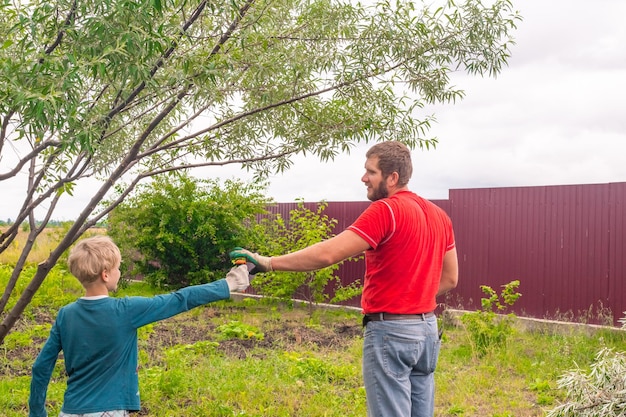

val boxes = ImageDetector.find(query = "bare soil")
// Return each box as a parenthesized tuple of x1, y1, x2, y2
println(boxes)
(2, 301, 364, 378)
(141, 303, 363, 360)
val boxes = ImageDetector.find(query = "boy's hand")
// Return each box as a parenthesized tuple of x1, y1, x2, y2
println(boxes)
(229, 247, 273, 273)
(225, 264, 250, 292)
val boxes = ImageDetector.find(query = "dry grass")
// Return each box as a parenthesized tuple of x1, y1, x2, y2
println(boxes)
(0, 226, 106, 264)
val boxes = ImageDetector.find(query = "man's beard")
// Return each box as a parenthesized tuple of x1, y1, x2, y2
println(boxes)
(368, 181, 389, 201)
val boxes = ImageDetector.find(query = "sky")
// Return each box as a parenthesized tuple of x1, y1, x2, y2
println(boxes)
(207, 0, 626, 202)
(2, 0, 626, 220)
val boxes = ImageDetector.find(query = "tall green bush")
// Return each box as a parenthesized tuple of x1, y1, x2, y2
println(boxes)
(108, 174, 271, 288)
(251, 200, 361, 312)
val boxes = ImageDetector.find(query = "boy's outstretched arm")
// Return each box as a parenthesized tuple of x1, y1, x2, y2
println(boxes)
(29, 323, 62, 417)
(129, 265, 249, 328)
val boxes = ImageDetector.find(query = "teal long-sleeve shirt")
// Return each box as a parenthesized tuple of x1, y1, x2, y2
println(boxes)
(29, 279, 231, 417)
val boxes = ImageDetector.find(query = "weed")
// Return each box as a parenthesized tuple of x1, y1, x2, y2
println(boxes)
(138, 323, 155, 341)
(529, 378, 551, 393)
(460, 280, 521, 357)
(284, 351, 356, 384)
(446, 404, 465, 415)
(165, 341, 219, 358)
(216, 320, 264, 340)
(4, 331, 33, 350)
(529, 379, 555, 406)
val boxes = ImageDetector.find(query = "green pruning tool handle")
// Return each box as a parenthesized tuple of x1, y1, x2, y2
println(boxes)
(230, 247, 259, 275)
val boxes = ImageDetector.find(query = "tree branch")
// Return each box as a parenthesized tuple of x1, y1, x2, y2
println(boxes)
(0, 139, 62, 181)
(41, 0, 78, 58)
(103, 0, 211, 125)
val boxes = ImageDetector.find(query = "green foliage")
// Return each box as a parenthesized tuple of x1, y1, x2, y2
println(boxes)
(460, 280, 521, 357)
(3, 324, 50, 350)
(1, 0, 521, 340)
(137, 323, 155, 341)
(216, 320, 264, 341)
(480, 279, 522, 312)
(529, 378, 555, 406)
(4, 268, 626, 417)
(0, 0, 520, 174)
(284, 351, 354, 383)
(107, 173, 271, 288)
(165, 340, 220, 357)
(445, 405, 466, 415)
(0, 264, 83, 313)
(0, 376, 31, 413)
(547, 348, 626, 417)
(3, 330, 33, 350)
(251, 200, 361, 312)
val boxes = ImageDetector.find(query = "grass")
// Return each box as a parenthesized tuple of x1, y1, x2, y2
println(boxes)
(0, 226, 106, 265)
(2, 265, 626, 416)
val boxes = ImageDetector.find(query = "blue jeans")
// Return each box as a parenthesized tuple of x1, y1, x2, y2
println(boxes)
(362, 316, 441, 417)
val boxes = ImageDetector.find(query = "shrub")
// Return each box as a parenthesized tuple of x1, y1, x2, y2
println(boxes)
(460, 280, 521, 357)
(251, 200, 361, 313)
(108, 173, 271, 288)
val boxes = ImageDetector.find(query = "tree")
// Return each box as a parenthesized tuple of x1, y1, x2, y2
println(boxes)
(108, 173, 271, 288)
(0, 0, 521, 342)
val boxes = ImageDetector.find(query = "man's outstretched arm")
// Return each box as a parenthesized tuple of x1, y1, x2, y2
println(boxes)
(230, 230, 370, 273)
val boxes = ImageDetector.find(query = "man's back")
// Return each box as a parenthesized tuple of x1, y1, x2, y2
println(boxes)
(348, 190, 455, 314)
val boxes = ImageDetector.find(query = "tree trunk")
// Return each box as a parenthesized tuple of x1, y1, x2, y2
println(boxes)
(0, 257, 57, 344)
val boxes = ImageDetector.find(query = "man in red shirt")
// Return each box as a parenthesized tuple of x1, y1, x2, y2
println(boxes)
(231, 141, 458, 417)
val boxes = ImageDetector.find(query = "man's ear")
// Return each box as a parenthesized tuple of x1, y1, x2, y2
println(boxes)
(386, 171, 400, 187)
(101, 269, 108, 282)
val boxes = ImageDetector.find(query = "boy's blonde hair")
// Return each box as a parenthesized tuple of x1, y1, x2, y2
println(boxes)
(68, 235, 121, 285)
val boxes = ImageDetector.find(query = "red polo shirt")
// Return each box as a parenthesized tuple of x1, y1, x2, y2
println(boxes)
(348, 191, 455, 314)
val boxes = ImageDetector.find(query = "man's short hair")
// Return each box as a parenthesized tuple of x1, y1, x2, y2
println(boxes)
(366, 141, 413, 186)
(68, 235, 121, 285)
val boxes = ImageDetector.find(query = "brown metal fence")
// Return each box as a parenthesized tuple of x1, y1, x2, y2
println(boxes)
(270, 182, 626, 325)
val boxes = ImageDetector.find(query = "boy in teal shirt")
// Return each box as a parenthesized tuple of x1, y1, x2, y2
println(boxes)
(29, 235, 249, 417)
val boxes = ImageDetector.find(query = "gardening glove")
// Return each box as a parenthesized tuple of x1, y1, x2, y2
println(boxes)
(229, 247, 273, 274)
(225, 264, 250, 293)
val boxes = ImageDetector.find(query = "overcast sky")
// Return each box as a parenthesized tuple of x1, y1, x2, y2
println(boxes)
(214, 0, 626, 202)
(2, 0, 626, 220)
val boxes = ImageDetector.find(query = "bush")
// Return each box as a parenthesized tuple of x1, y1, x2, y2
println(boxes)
(251, 200, 361, 312)
(108, 173, 271, 288)
(460, 280, 521, 357)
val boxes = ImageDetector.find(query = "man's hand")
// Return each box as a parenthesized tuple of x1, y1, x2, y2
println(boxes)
(225, 264, 250, 292)
(229, 247, 273, 274)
